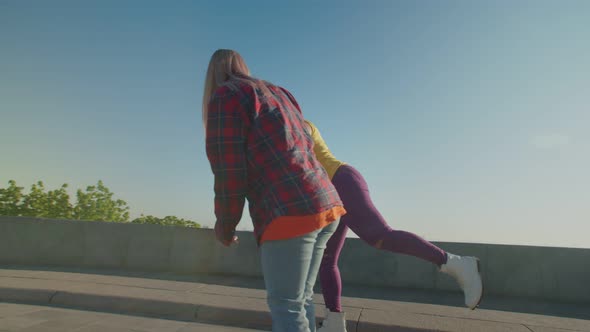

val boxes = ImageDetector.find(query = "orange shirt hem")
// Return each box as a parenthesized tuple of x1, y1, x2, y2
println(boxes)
(260, 206, 347, 243)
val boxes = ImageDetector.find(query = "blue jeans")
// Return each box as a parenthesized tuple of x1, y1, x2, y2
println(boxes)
(260, 221, 339, 332)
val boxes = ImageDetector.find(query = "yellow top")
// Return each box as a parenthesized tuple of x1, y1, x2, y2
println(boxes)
(305, 120, 345, 180)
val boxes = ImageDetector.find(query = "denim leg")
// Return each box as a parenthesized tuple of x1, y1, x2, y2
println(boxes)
(303, 221, 339, 331)
(260, 229, 320, 332)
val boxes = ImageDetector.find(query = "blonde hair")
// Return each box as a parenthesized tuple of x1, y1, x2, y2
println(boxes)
(202, 49, 250, 128)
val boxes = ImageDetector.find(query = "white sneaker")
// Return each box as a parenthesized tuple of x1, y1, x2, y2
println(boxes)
(440, 253, 483, 310)
(318, 309, 347, 332)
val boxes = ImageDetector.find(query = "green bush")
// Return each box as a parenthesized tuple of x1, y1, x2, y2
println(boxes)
(131, 215, 201, 228)
(0, 180, 200, 228)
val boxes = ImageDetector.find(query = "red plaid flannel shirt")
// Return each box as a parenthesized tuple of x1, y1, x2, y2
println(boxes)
(205, 75, 342, 244)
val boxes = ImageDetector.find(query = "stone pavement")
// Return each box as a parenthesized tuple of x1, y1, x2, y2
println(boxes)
(0, 267, 589, 332)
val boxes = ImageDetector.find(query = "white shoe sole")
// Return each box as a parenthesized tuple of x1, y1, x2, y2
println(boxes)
(470, 258, 483, 310)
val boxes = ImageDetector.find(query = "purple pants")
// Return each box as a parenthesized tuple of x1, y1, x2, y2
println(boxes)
(319, 165, 447, 312)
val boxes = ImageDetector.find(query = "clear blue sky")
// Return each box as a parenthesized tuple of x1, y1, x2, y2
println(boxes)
(1, 1, 589, 248)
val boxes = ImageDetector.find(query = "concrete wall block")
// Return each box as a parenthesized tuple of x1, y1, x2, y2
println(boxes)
(392, 254, 437, 289)
(339, 238, 437, 289)
(125, 223, 175, 271)
(339, 239, 400, 288)
(82, 221, 132, 268)
(535, 247, 590, 303)
(169, 227, 216, 274)
(33, 219, 85, 266)
(0, 218, 40, 265)
(485, 244, 546, 298)
(210, 230, 262, 277)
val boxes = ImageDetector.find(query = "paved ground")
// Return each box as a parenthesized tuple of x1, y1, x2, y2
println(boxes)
(0, 303, 264, 332)
(0, 267, 589, 331)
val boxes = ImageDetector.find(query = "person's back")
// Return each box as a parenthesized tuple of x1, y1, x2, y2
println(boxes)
(208, 75, 342, 242)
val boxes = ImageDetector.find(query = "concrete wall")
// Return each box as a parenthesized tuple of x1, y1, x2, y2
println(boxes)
(1, 216, 589, 304)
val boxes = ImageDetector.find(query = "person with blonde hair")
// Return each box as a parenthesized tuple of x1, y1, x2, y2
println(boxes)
(302, 120, 483, 332)
(202, 49, 346, 332)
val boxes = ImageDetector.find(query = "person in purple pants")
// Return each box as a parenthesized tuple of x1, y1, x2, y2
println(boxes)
(304, 120, 484, 332)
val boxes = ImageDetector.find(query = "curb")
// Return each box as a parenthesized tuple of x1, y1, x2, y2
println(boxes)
(0, 287, 367, 331)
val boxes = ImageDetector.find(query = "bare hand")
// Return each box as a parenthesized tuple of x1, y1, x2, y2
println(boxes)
(220, 235, 239, 247)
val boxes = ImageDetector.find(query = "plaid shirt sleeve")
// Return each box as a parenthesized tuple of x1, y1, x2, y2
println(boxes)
(280, 87, 302, 113)
(205, 89, 248, 244)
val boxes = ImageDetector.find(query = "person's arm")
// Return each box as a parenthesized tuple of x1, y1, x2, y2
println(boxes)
(205, 91, 248, 246)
